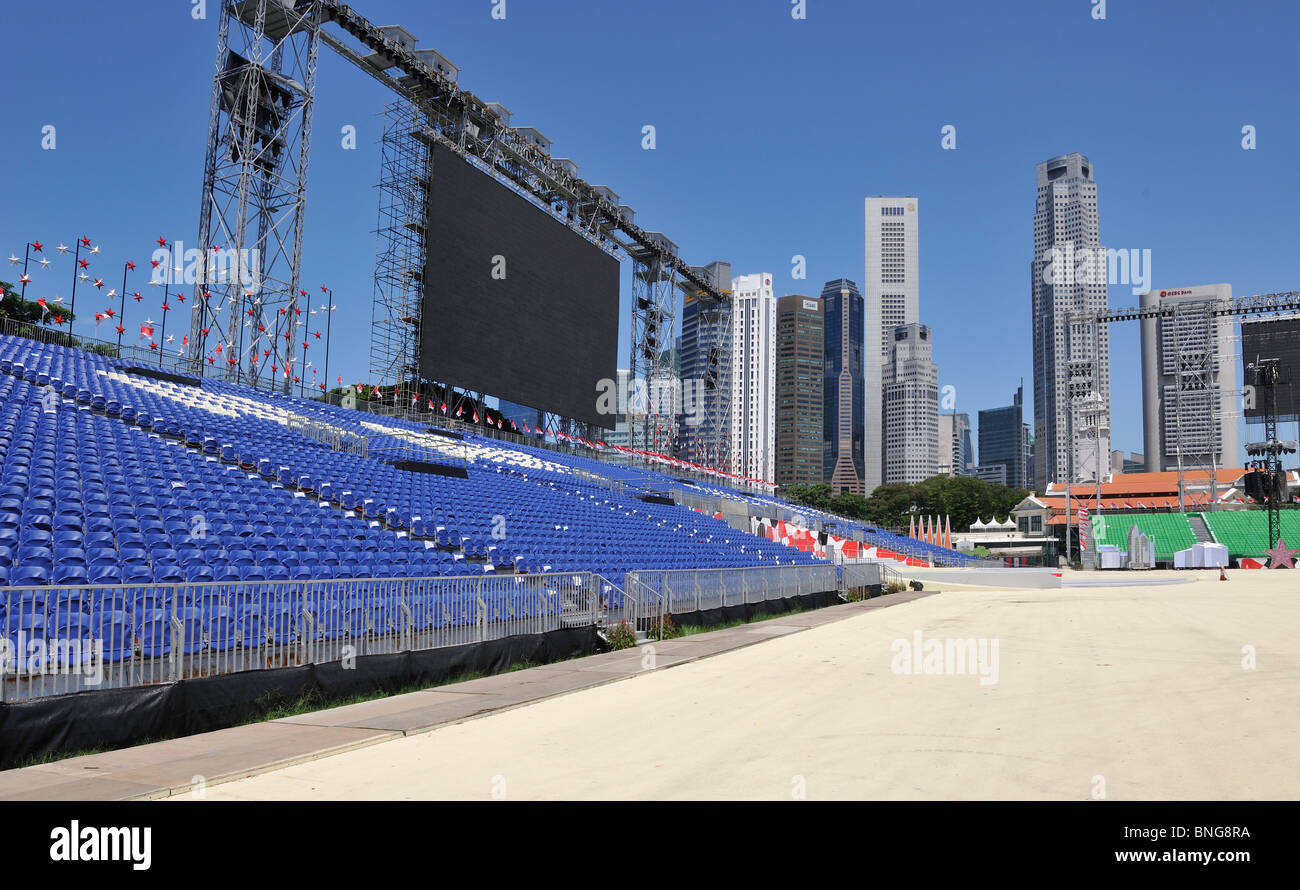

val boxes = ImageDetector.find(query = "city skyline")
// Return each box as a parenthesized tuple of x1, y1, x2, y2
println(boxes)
(2, 1, 1295, 479)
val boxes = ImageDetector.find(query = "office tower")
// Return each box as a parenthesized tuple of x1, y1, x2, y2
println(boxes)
(882, 323, 938, 482)
(938, 412, 973, 476)
(1030, 153, 1110, 488)
(677, 260, 731, 467)
(729, 273, 777, 481)
(958, 412, 975, 474)
(979, 385, 1028, 489)
(864, 197, 919, 490)
(821, 278, 865, 494)
(1139, 284, 1240, 472)
(775, 294, 824, 487)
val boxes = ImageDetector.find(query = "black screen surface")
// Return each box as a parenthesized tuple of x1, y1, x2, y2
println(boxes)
(419, 142, 619, 429)
(1241, 317, 1300, 423)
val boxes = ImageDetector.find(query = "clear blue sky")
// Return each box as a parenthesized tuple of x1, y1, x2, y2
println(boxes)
(2, 0, 1296, 461)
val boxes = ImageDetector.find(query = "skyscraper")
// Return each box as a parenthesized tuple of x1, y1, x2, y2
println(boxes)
(821, 278, 865, 494)
(883, 322, 938, 483)
(677, 260, 731, 468)
(729, 273, 777, 481)
(775, 294, 824, 487)
(979, 385, 1028, 489)
(864, 197, 919, 491)
(938, 412, 973, 476)
(1139, 284, 1240, 473)
(1030, 153, 1110, 488)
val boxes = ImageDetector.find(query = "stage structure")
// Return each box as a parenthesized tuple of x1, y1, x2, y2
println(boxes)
(192, 0, 729, 442)
(1072, 291, 1300, 523)
(188, 0, 321, 392)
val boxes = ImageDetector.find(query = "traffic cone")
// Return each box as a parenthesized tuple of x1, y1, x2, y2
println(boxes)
(1219, 567, 1228, 581)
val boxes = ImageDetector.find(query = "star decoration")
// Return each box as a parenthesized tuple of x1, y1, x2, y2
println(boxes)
(107, 289, 117, 299)
(79, 273, 90, 282)
(126, 261, 136, 271)
(19, 273, 31, 284)
(57, 244, 70, 255)
(89, 245, 100, 255)
(1266, 538, 1298, 570)
(79, 236, 91, 247)
(31, 240, 43, 253)
(38, 258, 50, 269)
(7, 255, 19, 266)
(157, 237, 168, 247)
(78, 258, 89, 269)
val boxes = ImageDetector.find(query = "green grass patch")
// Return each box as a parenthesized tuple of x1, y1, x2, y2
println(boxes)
(678, 603, 808, 637)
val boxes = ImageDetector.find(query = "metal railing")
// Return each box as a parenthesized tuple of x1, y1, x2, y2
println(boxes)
(0, 571, 598, 703)
(626, 563, 840, 617)
(614, 573, 663, 640)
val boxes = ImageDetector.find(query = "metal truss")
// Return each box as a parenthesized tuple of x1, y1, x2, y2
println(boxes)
(629, 237, 678, 452)
(189, 0, 320, 392)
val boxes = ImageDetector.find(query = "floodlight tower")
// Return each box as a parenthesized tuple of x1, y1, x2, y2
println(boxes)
(189, 0, 321, 393)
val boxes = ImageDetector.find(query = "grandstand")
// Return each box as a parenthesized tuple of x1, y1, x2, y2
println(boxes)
(0, 332, 981, 712)
(1091, 509, 1300, 563)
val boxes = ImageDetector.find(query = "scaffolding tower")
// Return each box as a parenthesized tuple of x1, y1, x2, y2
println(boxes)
(189, 0, 321, 392)
(370, 100, 432, 389)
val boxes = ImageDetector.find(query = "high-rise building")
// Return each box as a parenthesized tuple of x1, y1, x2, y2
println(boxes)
(1030, 153, 1110, 488)
(883, 323, 938, 483)
(677, 260, 731, 468)
(864, 197, 919, 491)
(729, 273, 777, 482)
(1110, 450, 1146, 475)
(979, 385, 1029, 489)
(775, 294, 824, 487)
(821, 278, 865, 494)
(938, 412, 973, 476)
(1139, 284, 1240, 472)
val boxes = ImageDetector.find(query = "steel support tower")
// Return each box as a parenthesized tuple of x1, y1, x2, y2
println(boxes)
(189, 0, 320, 392)
(629, 237, 678, 452)
(370, 100, 432, 389)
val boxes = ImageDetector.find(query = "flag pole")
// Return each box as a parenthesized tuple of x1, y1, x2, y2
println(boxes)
(159, 280, 170, 366)
(299, 294, 312, 399)
(322, 288, 334, 403)
(69, 238, 85, 338)
(117, 261, 131, 354)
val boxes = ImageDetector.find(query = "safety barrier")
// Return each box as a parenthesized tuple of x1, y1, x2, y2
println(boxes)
(625, 563, 840, 616)
(0, 571, 598, 702)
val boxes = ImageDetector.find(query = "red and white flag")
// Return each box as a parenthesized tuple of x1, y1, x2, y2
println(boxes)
(139, 323, 154, 340)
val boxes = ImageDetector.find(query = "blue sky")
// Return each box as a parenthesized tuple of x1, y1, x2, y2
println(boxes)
(1, 0, 1297, 462)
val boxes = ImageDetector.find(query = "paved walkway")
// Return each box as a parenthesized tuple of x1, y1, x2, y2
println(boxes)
(189, 570, 1300, 801)
(0, 591, 929, 800)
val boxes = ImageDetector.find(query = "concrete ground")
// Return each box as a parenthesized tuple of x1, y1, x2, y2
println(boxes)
(189, 569, 1300, 801)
